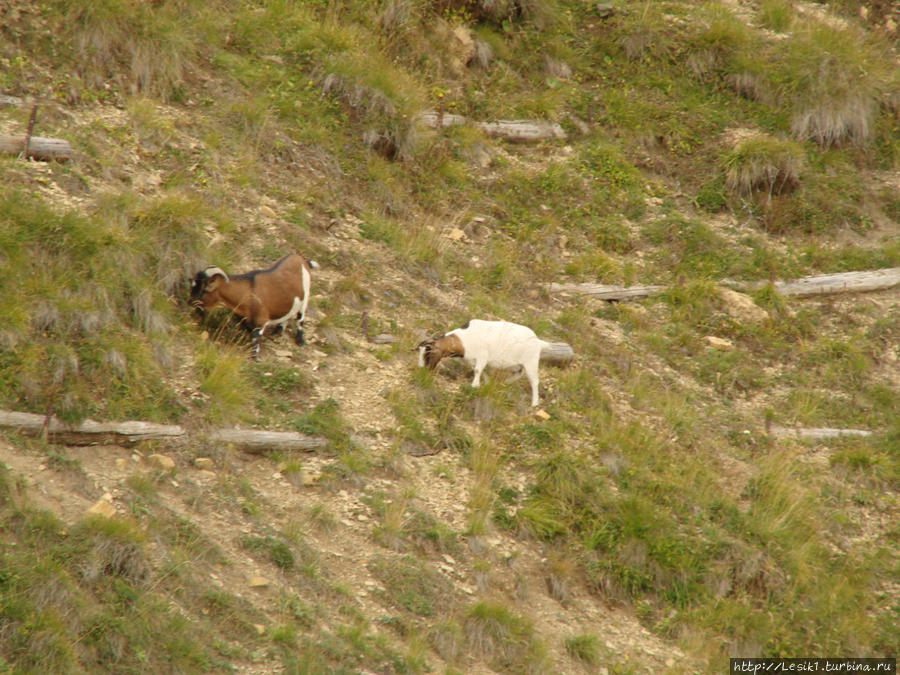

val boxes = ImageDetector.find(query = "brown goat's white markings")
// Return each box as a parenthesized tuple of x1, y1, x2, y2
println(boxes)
(190, 253, 317, 359)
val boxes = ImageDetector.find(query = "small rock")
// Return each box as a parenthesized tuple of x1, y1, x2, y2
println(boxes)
(301, 471, 317, 487)
(534, 408, 551, 420)
(194, 457, 214, 470)
(115, 458, 127, 470)
(248, 576, 270, 589)
(259, 205, 278, 219)
(148, 454, 176, 471)
(718, 287, 769, 323)
(704, 335, 734, 350)
(444, 228, 467, 241)
(198, 470, 217, 480)
(254, 624, 266, 636)
(86, 499, 116, 519)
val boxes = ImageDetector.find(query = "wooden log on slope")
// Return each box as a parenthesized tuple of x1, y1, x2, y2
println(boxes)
(478, 119, 566, 143)
(726, 268, 900, 298)
(549, 282, 665, 301)
(540, 342, 575, 365)
(0, 135, 73, 162)
(207, 428, 327, 454)
(0, 409, 327, 452)
(769, 426, 873, 440)
(553, 268, 900, 303)
(419, 111, 566, 142)
(0, 410, 185, 445)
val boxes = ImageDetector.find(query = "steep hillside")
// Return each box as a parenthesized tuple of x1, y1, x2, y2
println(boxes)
(1, 1, 898, 673)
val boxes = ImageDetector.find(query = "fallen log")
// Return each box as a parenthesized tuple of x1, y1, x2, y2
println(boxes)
(0, 134, 73, 162)
(540, 342, 575, 365)
(207, 428, 327, 454)
(0, 409, 327, 452)
(725, 268, 900, 298)
(479, 119, 566, 143)
(419, 111, 566, 143)
(0, 410, 185, 446)
(419, 111, 467, 129)
(769, 426, 873, 440)
(553, 267, 900, 303)
(549, 282, 665, 301)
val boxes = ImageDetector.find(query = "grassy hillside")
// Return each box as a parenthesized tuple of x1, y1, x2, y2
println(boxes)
(1, 1, 898, 673)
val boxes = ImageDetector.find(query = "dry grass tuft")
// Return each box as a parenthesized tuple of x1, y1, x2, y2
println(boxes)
(784, 21, 891, 146)
(724, 134, 805, 197)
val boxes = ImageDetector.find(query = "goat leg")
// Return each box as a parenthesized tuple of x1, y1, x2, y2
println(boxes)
(251, 328, 263, 360)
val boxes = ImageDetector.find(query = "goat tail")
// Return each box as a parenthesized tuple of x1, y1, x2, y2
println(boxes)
(308, 259, 320, 270)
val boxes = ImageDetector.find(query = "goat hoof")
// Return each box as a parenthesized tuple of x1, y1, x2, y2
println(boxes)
(295, 332, 305, 346)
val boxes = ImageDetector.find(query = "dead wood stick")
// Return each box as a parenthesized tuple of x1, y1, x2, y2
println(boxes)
(769, 426, 873, 440)
(0, 410, 186, 446)
(724, 268, 900, 298)
(207, 428, 327, 453)
(553, 267, 900, 302)
(540, 342, 575, 365)
(419, 111, 566, 142)
(0, 409, 327, 452)
(0, 95, 25, 107)
(23, 103, 38, 159)
(549, 283, 665, 301)
(0, 134, 73, 162)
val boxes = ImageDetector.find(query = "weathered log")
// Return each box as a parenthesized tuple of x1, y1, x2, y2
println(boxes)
(553, 268, 900, 302)
(478, 119, 566, 143)
(725, 268, 900, 298)
(769, 426, 873, 440)
(0, 409, 327, 452)
(207, 428, 327, 454)
(0, 410, 185, 445)
(0, 134, 73, 162)
(540, 342, 575, 365)
(419, 111, 467, 129)
(549, 283, 665, 301)
(419, 111, 566, 143)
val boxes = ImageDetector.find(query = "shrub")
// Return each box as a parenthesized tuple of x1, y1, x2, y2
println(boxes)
(782, 21, 892, 146)
(564, 633, 599, 665)
(464, 601, 547, 673)
(758, 0, 795, 32)
(685, 3, 753, 79)
(723, 134, 805, 197)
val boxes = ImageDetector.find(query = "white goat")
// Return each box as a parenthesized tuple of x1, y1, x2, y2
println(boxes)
(416, 319, 549, 406)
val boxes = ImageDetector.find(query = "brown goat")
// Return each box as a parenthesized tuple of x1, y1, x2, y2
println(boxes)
(190, 253, 317, 358)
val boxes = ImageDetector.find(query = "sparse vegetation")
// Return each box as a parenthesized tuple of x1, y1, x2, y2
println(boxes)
(1, 0, 897, 672)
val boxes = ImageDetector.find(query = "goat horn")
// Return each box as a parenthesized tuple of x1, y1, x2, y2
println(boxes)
(204, 266, 230, 282)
